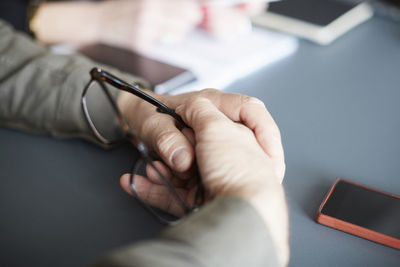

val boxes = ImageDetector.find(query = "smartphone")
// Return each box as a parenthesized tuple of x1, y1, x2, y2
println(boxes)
(316, 178, 400, 250)
(79, 44, 196, 93)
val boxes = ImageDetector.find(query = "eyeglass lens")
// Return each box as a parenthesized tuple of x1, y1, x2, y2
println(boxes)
(83, 75, 196, 224)
(131, 158, 190, 224)
(84, 80, 126, 143)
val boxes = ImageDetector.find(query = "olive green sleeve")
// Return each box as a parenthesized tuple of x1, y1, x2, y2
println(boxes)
(92, 196, 279, 267)
(0, 19, 146, 144)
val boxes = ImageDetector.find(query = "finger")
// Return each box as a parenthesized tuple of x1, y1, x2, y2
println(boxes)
(170, 90, 283, 158)
(139, 115, 194, 172)
(146, 161, 189, 186)
(120, 173, 191, 216)
(181, 128, 195, 146)
(171, 128, 197, 181)
(236, 96, 284, 159)
(120, 173, 134, 196)
(204, 91, 283, 158)
(146, 161, 173, 183)
(151, 159, 197, 184)
(134, 175, 186, 216)
(171, 163, 196, 181)
(175, 97, 231, 133)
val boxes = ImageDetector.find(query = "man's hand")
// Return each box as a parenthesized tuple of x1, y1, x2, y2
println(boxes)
(96, 0, 202, 52)
(118, 89, 284, 174)
(118, 90, 289, 265)
(33, 0, 267, 51)
(32, 0, 202, 52)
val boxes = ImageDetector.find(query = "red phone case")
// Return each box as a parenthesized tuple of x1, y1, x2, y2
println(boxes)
(316, 178, 400, 250)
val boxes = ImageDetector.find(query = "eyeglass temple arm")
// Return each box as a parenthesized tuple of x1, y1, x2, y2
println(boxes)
(98, 70, 189, 128)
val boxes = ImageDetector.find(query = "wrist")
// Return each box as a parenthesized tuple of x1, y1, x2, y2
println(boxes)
(233, 183, 289, 266)
(117, 91, 140, 120)
(32, 1, 102, 44)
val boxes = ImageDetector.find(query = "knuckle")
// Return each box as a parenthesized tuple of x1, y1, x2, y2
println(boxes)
(155, 130, 177, 155)
(199, 88, 219, 97)
(185, 98, 215, 126)
(240, 95, 265, 107)
(186, 96, 208, 111)
(139, 115, 157, 137)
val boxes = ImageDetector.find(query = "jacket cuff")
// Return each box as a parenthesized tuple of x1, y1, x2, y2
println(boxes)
(162, 195, 279, 267)
(93, 196, 279, 267)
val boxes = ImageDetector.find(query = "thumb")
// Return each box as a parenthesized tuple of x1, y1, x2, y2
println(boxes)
(140, 115, 194, 173)
(175, 97, 230, 132)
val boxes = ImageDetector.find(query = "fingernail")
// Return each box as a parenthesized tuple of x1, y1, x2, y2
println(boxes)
(170, 147, 190, 171)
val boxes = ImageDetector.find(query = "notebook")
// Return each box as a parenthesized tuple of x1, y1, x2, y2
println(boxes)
(252, 0, 374, 45)
(139, 28, 297, 94)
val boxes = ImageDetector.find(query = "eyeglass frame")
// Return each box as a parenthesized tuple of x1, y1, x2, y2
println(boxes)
(81, 67, 203, 224)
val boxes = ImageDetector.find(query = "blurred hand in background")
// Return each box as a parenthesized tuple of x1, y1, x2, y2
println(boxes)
(31, 0, 267, 52)
(201, 1, 267, 39)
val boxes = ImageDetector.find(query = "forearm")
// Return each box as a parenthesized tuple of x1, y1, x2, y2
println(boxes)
(31, 1, 101, 45)
(0, 20, 144, 144)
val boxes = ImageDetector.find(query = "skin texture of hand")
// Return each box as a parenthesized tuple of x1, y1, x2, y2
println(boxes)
(118, 89, 289, 265)
(117, 89, 285, 174)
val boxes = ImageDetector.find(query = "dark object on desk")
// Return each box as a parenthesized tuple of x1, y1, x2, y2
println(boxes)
(252, 0, 373, 45)
(0, 0, 30, 33)
(316, 179, 400, 250)
(372, 0, 400, 22)
(380, 0, 400, 7)
(344, 0, 400, 22)
(79, 44, 196, 92)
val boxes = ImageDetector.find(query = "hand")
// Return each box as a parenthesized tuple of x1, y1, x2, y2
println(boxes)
(119, 90, 288, 265)
(32, 0, 202, 52)
(117, 89, 284, 174)
(96, 0, 202, 52)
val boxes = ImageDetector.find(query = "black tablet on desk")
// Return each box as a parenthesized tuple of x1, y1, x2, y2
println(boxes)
(79, 44, 196, 92)
(252, 0, 373, 45)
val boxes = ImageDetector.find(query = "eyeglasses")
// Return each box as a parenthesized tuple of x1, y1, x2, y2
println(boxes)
(81, 67, 203, 224)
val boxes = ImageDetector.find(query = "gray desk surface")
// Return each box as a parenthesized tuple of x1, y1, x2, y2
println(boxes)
(1, 17, 399, 266)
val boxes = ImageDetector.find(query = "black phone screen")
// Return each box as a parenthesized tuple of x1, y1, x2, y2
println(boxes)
(79, 44, 195, 92)
(267, 0, 358, 26)
(321, 180, 400, 239)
